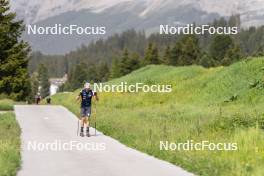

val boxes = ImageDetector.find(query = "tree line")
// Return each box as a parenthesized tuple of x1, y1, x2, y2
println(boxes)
(1, 0, 264, 100)
(28, 15, 264, 92)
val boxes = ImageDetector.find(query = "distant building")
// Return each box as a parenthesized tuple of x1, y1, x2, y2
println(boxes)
(49, 74, 67, 95)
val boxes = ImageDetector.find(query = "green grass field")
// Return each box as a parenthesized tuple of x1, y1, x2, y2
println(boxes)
(0, 99, 14, 111)
(50, 57, 264, 176)
(0, 112, 21, 176)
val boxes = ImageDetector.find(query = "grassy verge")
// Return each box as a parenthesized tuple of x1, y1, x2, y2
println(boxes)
(0, 112, 21, 176)
(51, 57, 264, 176)
(0, 99, 14, 111)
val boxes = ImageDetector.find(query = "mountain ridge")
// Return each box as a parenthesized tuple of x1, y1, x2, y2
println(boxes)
(11, 0, 264, 25)
(10, 0, 264, 54)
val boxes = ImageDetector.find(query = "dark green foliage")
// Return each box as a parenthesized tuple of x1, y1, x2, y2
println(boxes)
(209, 35, 234, 62)
(119, 49, 131, 75)
(110, 58, 122, 79)
(143, 43, 160, 65)
(65, 64, 88, 91)
(170, 42, 181, 66)
(143, 43, 152, 65)
(170, 35, 201, 66)
(198, 53, 216, 68)
(28, 52, 66, 77)
(151, 46, 160, 65)
(27, 30, 145, 78)
(128, 53, 141, 71)
(63, 61, 111, 91)
(97, 62, 109, 82)
(0, 0, 31, 101)
(38, 64, 50, 98)
(161, 46, 171, 65)
(110, 49, 141, 78)
(86, 64, 98, 82)
(222, 44, 244, 66)
(208, 33, 245, 66)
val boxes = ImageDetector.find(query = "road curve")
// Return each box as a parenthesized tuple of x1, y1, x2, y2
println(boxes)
(15, 105, 193, 176)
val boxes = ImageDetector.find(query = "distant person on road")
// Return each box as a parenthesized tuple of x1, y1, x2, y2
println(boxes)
(76, 82, 99, 137)
(35, 93, 41, 105)
(46, 97, 51, 104)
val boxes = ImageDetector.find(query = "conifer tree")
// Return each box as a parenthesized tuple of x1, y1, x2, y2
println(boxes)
(119, 49, 131, 75)
(71, 64, 88, 90)
(198, 53, 216, 68)
(170, 35, 201, 66)
(86, 64, 98, 82)
(0, 0, 31, 100)
(209, 35, 233, 63)
(128, 53, 141, 71)
(222, 44, 244, 66)
(161, 46, 171, 65)
(144, 43, 160, 65)
(110, 58, 122, 79)
(97, 62, 109, 82)
(170, 42, 182, 66)
(143, 43, 153, 65)
(151, 46, 160, 64)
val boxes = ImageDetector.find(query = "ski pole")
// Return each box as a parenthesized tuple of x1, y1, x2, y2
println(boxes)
(94, 102, 97, 136)
(77, 118, 80, 136)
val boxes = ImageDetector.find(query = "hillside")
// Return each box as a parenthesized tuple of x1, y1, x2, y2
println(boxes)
(50, 57, 264, 176)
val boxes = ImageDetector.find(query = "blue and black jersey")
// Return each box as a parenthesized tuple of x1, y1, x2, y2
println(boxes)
(79, 89, 94, 108)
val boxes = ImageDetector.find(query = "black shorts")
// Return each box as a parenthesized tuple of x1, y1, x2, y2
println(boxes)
(81, 106, 91, 118)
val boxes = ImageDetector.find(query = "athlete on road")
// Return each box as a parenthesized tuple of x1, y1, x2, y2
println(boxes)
(76, 82, 99, 137)
(35, 93, 41, 105)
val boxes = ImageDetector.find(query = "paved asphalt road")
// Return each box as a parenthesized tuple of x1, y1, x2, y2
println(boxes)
(15, 105, 193, 176)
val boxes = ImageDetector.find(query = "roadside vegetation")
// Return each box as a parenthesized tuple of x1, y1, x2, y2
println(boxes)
(0, 99, 14, 111)
(51, 57, 264, 176)
(0, 0, 31, 101)
(0, 109, 21, 176)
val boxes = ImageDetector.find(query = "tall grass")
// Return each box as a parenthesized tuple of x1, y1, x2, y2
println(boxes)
(0, 112, 21, 176)
(51, 57, 264, 176)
